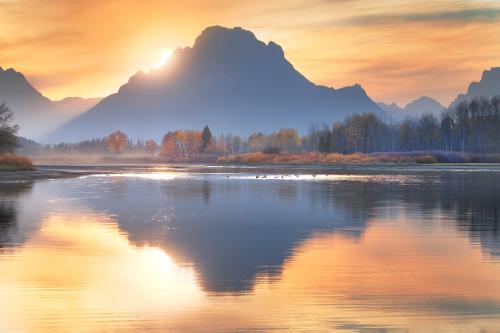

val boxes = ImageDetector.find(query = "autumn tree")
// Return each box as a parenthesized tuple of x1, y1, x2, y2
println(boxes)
(145, 139, 158, 155)
(0, 103, 19, 154)
(272, 128, 301, 152)
(248, 132, 266, 152)
(160, 132, 177, 156)
(106, 131, 128, 154)
(174, 130, 202, 155)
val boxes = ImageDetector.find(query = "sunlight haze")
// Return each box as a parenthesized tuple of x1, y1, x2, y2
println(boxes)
(1, 0, 499, 105)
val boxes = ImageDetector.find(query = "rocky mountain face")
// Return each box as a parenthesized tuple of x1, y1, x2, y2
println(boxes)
(450, 67, 500, 109)
(44, 26, 383, 143)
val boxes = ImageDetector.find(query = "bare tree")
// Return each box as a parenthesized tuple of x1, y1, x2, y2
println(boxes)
(0, 103, 19, 154)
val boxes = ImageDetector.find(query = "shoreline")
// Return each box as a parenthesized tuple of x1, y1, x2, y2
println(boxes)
(1, 162, 499, 184)
(0, 168, 100, 183)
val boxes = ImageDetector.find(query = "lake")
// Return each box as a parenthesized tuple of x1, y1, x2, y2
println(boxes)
(1, 165, 500, 332)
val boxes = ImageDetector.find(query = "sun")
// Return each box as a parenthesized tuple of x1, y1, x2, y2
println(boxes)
(153, 49, 174, 69)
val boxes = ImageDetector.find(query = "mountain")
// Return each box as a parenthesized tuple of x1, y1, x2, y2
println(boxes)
(378, 96, 444, 120)
(403, 96, 444, 117)
(450, 67, 500, 109)
(377, 102, 402, 120)
(53, 97, 102, 119)
(45, 26, 384, 143)
(0, 67, 100, 139)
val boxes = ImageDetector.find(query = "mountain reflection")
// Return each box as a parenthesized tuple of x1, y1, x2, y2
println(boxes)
(70, 172, 500, 294)
(1, 170, 500, 331)
(1, 171, 500, 295)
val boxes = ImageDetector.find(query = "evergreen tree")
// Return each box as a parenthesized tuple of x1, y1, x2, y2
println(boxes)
(201, 125, 212, 152)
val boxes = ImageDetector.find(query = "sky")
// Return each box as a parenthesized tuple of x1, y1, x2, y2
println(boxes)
(1, 0, 499, 106)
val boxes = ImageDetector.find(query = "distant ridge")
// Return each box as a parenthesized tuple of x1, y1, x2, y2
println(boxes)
(44, 26, 384, 143)
(378, 96, 444, 120)
(0, 67, 100, 139)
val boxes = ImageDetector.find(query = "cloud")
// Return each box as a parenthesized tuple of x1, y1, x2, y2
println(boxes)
(346, 8, 500, 26)
(1, 0, 500, 104)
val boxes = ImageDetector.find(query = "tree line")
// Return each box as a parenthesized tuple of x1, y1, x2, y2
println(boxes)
(5, 96, 500, 156)
(314, 96, 500, 154)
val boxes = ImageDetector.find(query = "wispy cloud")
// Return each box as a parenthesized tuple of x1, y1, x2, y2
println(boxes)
(346, 8, 500, 26)
(1, 0, 500, 105)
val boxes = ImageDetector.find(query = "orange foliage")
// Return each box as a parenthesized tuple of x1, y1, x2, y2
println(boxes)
(0, 155, 34, 171)
(159, 130, 206, 156)
(106, 131, 128, 154)
(145, 139, 158, 155)
(160, 133, 177, 156)
(217, 152, 439, 165)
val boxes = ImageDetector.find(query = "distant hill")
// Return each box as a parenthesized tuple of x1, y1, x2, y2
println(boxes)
(450, 67, 500, 109)
(403, 96, 444, 118)
(378, 96, 444, 120)
(0, 67, 100, 140)
(45, 26, 383, 143)
(377, 102, 403, 120)
(53, 97, 102, 119)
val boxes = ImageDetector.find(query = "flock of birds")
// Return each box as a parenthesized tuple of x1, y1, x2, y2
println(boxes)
(223, 170, 352, 179)
(255, 174, 307, 179)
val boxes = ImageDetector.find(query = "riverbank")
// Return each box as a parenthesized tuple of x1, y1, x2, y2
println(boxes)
(0, 155, 34, 171)
(0, 168, 101, 183)
(27, 151, 500, 166)
(217, 151, 500, 165)
(28, 153, 218, 165)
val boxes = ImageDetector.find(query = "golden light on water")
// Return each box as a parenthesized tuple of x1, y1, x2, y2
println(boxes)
(1, 209, 500, 332)
(0, 214, 204, 332)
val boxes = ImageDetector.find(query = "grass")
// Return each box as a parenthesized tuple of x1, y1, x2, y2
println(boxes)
(217, 151, 500, 165)
(0, 155, 35, 171)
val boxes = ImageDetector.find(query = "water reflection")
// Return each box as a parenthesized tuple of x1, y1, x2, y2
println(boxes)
(0, 213, 204, 332)
(0, 182, 34, 249)
(0, 169, 500, 331)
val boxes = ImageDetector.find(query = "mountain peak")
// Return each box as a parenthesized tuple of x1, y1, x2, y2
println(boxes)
(403, 96, 444, 117)
(0, 67, 25, 80)
(409, 96, 438, 104)
(450, 67, 500, 108)
(480, 67, 500, 82)
(0, 66, 42, 99)
(0, 66, 100, 139)
(378, 96, 443, 120)
(44, 26, 382, 143)
(195, 26, 258, 47)
(190, 26, 275, 65)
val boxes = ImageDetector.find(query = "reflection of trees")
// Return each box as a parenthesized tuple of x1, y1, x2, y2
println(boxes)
(325, 173, 500, 257)
(0, 202, 17, 247)
(442, 173, 500, 256)
(0, 183, 34, 249)
(48, 172, 500, 294)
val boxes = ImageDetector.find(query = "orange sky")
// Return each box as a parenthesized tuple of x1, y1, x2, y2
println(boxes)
(1, 0, 500, 106)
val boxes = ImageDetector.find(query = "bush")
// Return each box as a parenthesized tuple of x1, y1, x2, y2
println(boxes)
(262, 146, 281, 155)
(0, 155, 34, 171)
(415, 155, 437, 164)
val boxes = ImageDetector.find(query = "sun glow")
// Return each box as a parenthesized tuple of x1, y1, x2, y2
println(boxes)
(153, 49, 173, 69)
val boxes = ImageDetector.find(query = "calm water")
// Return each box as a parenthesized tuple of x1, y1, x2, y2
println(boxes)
(1, 165, 500, 332)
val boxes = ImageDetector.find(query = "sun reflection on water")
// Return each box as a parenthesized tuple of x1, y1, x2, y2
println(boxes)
(2, 172, 500, 332)
(0, 213, 204, 332)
